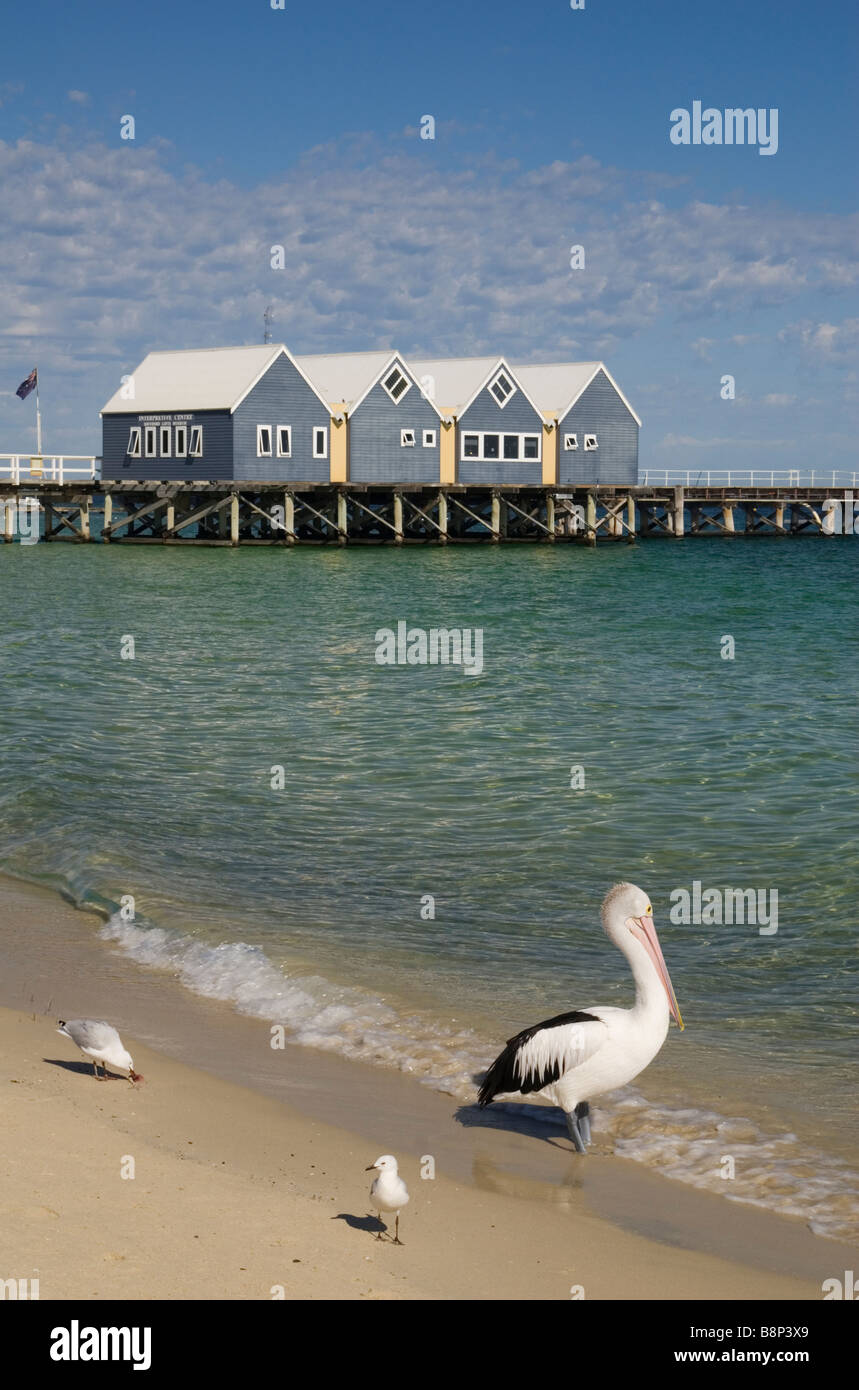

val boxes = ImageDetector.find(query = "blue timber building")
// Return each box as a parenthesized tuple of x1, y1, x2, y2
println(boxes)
(100, 345, 640, 486)
(100, 345, 333, 483)
(296, 351, 443, 485)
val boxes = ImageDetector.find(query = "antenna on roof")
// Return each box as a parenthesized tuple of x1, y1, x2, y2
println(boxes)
(263, 306, 273, 344)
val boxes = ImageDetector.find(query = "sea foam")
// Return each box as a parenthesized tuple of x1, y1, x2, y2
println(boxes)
(99, 911, 859, 1243)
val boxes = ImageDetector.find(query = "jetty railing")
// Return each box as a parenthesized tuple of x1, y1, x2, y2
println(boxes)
(641, 469, 859, 488)
(0, 454, 100, 484)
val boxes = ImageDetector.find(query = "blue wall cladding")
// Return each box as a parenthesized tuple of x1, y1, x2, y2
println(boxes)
(558, 369, 638, 485)
(349, 365, 441, 483)
(101, 411, 233, 481)
(457, 376, 544, 484)
(233, 351, 330, 483)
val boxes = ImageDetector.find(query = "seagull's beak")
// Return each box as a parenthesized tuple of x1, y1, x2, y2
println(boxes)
(365, 1164, 377, 1171)
(129, 1071, 144, 1084)
(631, 915, 684, 1030)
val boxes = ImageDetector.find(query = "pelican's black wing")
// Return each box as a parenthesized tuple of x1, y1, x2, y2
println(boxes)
(477, 1009, 603, 1106)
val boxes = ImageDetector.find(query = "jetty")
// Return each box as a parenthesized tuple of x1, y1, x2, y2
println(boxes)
(0, 459, 855, 545)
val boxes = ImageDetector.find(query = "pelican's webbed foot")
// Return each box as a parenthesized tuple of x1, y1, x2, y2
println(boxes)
(565, 1109, 588, 1154)
(575, 1101, 591, 1147)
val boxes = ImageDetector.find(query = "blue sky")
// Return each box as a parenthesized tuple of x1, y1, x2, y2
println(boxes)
(1, 0, 856, 469)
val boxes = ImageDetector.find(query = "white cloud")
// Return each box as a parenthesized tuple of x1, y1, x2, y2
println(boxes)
(779, 319, 859, 361)
(0, 133, 856, 454)
(762, 393, 796, 406)
(67, 90, 91, 106)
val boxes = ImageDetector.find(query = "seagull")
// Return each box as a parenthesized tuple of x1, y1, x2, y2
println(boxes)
(56, 1020, 143, 1083)
(477, 882, 683, 1152)
(365, 1155, 409, 1244)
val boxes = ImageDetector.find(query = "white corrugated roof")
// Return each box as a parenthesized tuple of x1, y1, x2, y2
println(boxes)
(510, 363, 600, 414)
(295, 351, 396, 408)
(408, 357, 503, 413)
(511, 361, 642, 426)
(101, 345, 291, 414)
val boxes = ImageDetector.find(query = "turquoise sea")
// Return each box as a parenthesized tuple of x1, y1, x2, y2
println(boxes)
(0, 537, 857, 1236)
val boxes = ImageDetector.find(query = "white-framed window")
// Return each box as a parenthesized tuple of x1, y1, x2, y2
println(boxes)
(174, 424, 187, 458)
(189, 426, 203, 457)
(257, 425, 272, 457)
(489, 371, 515, 408)
(459, 431, 541, 463)
(127, 426, 141, 458)
(422, 429, 436, 448)
(160, 425, 171, 456)
(523, 435, 539, 459)
(277, 426, 292, 457)
(564, 433, 579, 451)
(382, 366, 411, 403)
(584, 433, 598, 451)
(400, 428, 416, 447)
(144, 426, 157, 457)
(313, 426, 328, 459)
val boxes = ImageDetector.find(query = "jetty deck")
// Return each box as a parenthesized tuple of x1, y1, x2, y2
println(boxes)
(1, 477, 856, 544)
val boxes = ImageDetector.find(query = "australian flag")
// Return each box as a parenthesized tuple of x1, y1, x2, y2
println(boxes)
(16, 367, 37, 400)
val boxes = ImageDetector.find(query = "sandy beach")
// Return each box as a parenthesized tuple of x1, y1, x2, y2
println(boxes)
(0, 875, 847, 1301)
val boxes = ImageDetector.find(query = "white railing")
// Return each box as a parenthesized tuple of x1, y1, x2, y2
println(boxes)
(0, 454, 100, 484)
(640, 469, 859, 488)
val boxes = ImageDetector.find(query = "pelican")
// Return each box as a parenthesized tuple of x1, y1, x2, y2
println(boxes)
(477, 883, 683, 1152)
(365, 1155, 409, 1244)
(57, 1020, 143, 1083)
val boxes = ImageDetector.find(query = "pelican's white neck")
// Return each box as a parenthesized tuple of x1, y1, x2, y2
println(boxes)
(611, 914, 670, 1021)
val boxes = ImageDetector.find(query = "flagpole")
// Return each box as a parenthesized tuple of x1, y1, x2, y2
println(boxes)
(35, 369, 42, 456)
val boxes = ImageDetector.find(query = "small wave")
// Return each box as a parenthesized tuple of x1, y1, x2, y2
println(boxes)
(99, 911, 859, 1243)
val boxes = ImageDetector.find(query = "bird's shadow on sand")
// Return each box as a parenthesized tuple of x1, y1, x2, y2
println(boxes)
(455, 1098, 573, 1152)
(332, 1213, 386, 1236)
(43, 1058, 125, 1080)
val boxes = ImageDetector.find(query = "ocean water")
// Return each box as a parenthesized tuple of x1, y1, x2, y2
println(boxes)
(0, 538, 857, 1237)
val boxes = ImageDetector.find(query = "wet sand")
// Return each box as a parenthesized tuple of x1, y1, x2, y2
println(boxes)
(0, 874, 846, 1300)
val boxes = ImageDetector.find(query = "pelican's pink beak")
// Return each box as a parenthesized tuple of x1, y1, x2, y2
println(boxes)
(631, 916, 684, 1029)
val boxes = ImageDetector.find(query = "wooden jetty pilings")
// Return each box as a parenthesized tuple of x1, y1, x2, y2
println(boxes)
(1, 482, 855, 545)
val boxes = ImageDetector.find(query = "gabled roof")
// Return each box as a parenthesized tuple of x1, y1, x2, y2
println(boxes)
(293, 351, 391, 409)
(101, 344, 330, 415)
(408, 355, 543, 419)
(296, 350, 444, 419)
(511, 361, 642, 427)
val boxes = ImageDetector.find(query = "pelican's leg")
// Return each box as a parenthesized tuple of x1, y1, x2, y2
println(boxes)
(564, 1109, 588, 1154)
(575, 1101, 591, 1147)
